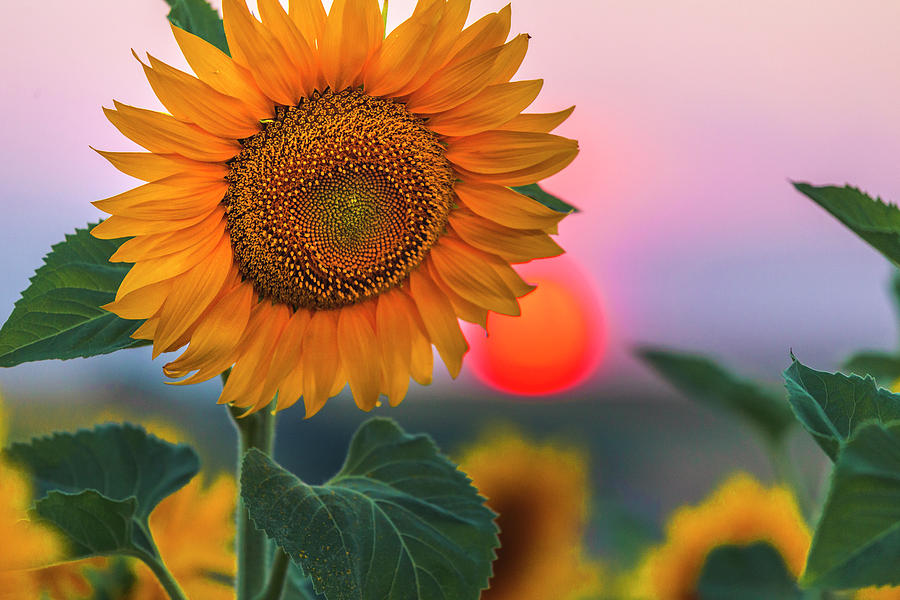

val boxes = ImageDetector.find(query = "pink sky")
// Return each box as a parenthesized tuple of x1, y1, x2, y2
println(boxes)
(2, 0, 900, 394)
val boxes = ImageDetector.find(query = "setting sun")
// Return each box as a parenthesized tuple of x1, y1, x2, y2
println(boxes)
(466, 258, 604, 396)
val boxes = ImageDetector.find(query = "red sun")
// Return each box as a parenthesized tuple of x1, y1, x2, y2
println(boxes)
(465, 257, 605, 396)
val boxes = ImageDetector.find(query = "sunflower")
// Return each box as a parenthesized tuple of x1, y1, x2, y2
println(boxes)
(93, 0, 577, 417)
(457, 427, 602, 600)
(129, 474, 236, 600)
(626, 472, 810, 600)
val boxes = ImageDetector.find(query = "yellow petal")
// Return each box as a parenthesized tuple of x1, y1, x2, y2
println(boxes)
(153, 236, 234, 353)
(223, 0, 304, 105)
(92, 149, 227, 183)
(454, 180, 565, 232)
(139, 52, 262, 140)
(390, 0, 470, 96)
(376, 290, 415, 406)
(453, 146, 578, 187)
(288, 0, 327, 46)
(408, 267, 468, 378)
(164, 282, 253, 381)
(446, 130, 578, 175)
(110, 207, 225, 263)
(219, 302, 291, 409)
(91, 211, 213, 239)
(258, 0, 318, 98)
(429, 237, 519, 315)
(320, 0, 383, 92)
(104, 101, 240, 162)
(338, 302, 382, 411)
(103, 279, 174, 320)
(488, 31, 529, 84)
(405, 42, 505, 114)
(267, 308, 313, 411)
(497, 106, 575, 133)
(449, 208, 563, 262)
(300, 311, 342, 418)
(93, 174, 226, 220)
(362, 1, 443, 97)
(446, 231, 536, 297)
(170, 24, 274, 119)
(426, 79, 542, 137)
(445, 4, 510, 65)
(114, 226, 224, 300)
(426, 257, 488, 327)
(409, 324, 434, 386)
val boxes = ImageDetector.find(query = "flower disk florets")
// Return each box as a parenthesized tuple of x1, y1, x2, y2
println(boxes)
(224, 88, 454, 310)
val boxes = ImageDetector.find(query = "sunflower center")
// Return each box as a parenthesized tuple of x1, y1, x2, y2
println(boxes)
(224, 89, 454, 309)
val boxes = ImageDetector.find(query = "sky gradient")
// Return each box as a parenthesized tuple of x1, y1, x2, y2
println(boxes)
(2, 0, 900, 397)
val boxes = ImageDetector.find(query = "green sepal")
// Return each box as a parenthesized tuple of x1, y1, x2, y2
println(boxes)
(512, 183, 578, 213)
(638, 347, 794, 441)
(0, 224, 148, 368)
(241, 417, 499, 600)
(783, 359, 900, 461)
(164, 0, 229, 55)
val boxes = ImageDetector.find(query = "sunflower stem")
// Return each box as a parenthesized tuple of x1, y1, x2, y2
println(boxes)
(139, 552, 189, 600)
(255, 548, 292, 600)
(226, 371, 278, 600)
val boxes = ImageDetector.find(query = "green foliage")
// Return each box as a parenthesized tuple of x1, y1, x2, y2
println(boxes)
(5, 424, 199, 560)
(513, 183, 578, 213)
(783, 359, 900, 460)
(86, 557, 136, 600)
(697, 542, 806, 599)
(638, 347, 794, 441)
(803, 421, 900, 589)
(793, 183, 900, 267)
(241, 417, 499, 600)
(164, 0, 229, 55)
(0, 225, 147, 367)
(842, 351, 900, 388)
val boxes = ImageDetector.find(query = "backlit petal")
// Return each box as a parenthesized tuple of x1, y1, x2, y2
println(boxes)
(320, 0, 383, 92)
(454, 180, 565, 232)
(338, 302, 382, 411)
(408, 267, 468, 378)
(429, 237, 519, 315)
(497, 106, 575, 133)
(449, 208, 563, 262)
(426, 79, 542, 137)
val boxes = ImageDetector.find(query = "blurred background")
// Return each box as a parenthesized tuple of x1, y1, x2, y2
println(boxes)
(2, 0, 900, 567)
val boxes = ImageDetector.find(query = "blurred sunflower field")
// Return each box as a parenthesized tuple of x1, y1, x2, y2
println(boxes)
(5, 0, 900, 598)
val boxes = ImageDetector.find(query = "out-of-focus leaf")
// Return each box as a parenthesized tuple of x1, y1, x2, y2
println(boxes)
(164, 0, 229, 55)
(697, 542, 805, 599)
(803, 421, 900, 589)
(0, 224, 147, 367)
(793, 183, 900, 267)
(512, 183, 578, 213)
(638, 347, 794, 441)
(241, 417, 499, 600)
(842, 351, 900, 389)
(783, 359, 900, 461)
(6, 424, 199, 560)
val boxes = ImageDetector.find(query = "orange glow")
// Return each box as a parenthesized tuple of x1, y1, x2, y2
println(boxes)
(466, 259, 604, 396)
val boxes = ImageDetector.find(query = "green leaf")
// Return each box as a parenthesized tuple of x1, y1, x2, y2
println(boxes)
(241, 417, 499, 600)
(0, 224, 148, 368)
(783, 359, 900, 461)
(164, 0, 229, 55)
(697, 542, 805, 599)
(5, 424, 199, 560)
(86, 557, 136, 600)
(842, 351, 900, 388)
(793, 183, 900, 267)
(803, 421, 900, 588)
(512, 183, 578, 213)
(637, 347, 794, 441)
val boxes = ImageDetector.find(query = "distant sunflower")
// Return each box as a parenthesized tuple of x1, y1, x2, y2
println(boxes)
(129, 474, 236, 600)
(0, 402, 65, 600)
(94, 0, 577, 417)
(457, 427, 602, 600)
(627, 473, 810, 600)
